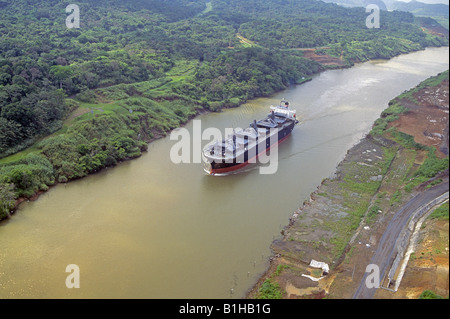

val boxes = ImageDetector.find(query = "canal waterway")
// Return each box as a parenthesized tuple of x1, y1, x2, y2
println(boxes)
(0, 47, 448, 298)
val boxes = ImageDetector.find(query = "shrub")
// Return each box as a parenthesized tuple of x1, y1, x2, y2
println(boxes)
(0, 183, 15, 220)
(416, 149, 449, 178)
(257, 280, 283, 299)
(419, 290, 444, 299)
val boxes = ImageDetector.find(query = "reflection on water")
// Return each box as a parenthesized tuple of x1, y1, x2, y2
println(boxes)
(0, 47, 448, 299)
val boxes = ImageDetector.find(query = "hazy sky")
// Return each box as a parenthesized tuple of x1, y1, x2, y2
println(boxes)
(395, 0, 449, 4)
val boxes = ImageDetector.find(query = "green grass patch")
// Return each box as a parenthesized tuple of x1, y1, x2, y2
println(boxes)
(310, 268, 323, 278)
(342, 176, 381, 194)
(366, 205, 381, 224)
(75, 102, 128, 119)
(381, 102, 409, 118)
(274, 264, 289, 276)
(416, 149, 449, 179)
(428, 202, 449, 221)
(390, 190, 403, 206)
(166, 60, 199, 77)
(425, 178, 443, 189)
(381, 146, 398, 175)
(369, 101, 409, 137)
(388, 128, 428, 150)
(404, 176, 429, 193)
(327, 201, 369, 257)
(0, 143, 43, 166)
(404, 149, 449, 193)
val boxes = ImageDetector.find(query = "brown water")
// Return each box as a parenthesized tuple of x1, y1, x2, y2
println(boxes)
(0, 47, 448, 299)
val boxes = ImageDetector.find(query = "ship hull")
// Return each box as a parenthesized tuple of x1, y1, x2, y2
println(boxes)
(205, 120, 295, 175)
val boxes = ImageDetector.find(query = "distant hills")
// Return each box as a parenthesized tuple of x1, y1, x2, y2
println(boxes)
(320, 0, 388, 10)
(387, 0, 449, 17)
(320, 0, 449, 29)
(321, 0, 449, 17)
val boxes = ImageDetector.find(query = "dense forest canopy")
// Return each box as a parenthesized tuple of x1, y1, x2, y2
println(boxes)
(322, 0, 449, 30)
(321, 0, 388, 10)
(0, 0, 448, 213)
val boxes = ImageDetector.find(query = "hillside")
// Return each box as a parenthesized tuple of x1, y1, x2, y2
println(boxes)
(322, 0, 449, 17)
(389, 0, 449, 17)
(320, 0, 388, 10)
(389, 0, 450, 30)
(323, 0, 449, 29)
(0, 0, 448, 219)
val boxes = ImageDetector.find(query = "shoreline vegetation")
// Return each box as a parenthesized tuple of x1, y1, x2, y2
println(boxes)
(247, 69, 449, 299)
(0, 46, 445, 221)
(0, 0, 449, 221)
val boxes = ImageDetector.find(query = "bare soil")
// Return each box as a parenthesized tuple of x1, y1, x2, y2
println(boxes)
(421, 26, 449, 40)
(247, 137, 395, 299)
(388, 79, 449, 158)
(296, 48, 346, 67)
(375, 218, 449, 299)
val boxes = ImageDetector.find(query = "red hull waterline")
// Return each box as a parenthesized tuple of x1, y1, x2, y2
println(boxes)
(206, 133, 291, 175)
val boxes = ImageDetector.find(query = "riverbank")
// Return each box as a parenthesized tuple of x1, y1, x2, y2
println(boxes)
(247, 70, 449, 299)
(1, 45, 445, 223)
(0, 51, 372, 221)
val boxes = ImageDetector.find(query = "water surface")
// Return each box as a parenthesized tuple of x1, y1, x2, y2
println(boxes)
(0, 47, 448, 298)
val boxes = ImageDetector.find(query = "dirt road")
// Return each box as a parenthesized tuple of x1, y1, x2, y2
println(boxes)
(353, 179, 449, 299)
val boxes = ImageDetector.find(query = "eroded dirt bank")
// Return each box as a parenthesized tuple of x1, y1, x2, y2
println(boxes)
(247, 70, 449, 299)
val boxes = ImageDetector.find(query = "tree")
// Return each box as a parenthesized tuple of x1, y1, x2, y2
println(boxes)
(0, 183, 15, 219)
(0, 117, 23, 154)
(49, 65, 73, 89)
(0, 101, 33, 129)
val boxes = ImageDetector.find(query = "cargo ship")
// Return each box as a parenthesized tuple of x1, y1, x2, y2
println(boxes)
(202, 99, 299, 175)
